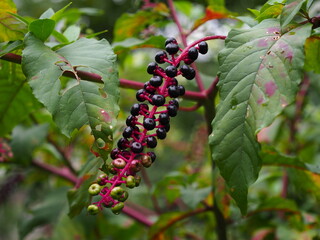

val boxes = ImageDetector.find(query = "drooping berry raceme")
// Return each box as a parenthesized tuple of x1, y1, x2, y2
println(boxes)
(87, 38, 210, 215)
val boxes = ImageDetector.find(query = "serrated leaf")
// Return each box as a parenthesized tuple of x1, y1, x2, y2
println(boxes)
(112, 35, 167, 55)
(0, 61, 40, 136)
(67, 156, 103, 217)
(280, 0, 306, 31)
(209, 19, 311, 214)
(29, 19, 56, 42)
(10, 124, 49, 165)
(0, 0, 27, 41)
(261, 145, 320, 174)
(22, 34, 119, 159)
(304, 35, 320, 73)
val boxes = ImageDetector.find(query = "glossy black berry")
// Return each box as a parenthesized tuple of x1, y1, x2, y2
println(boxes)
(117, 138, 129, 150)
(164, 123, 170, 132)
(151, 94, 165, 106)
(131, 142, 143, 153)
(168, 85, 180, 98)
(126, 115, 136, 127)
(166, 43, 179, 55)
(167, 104, 178, 117)
(147, 62, 157, 74)
(188, 47, 198, 60)
(159, 112, 170, 125)
(178, 85, 185, 96)
(149, 75, 163, 87)
(155, 51, 167, 64)
(147, 152, 156, 162)
(169, 78, 178, 86)
(184, 58, 195, 65)
(144, 82, 156, 94)
(165, 65, 177, 78)
(165, 37, 177, 46)
(169, 99, 179, 108)
(180, 65, 196, 80)
(130, 103, 140, 116)
(140, 103, 149, 112)
(110, 148, 120, 159)
(146, 136, 157, 148)
(122, 126, 133, 138)
(136, 89, 147, 102)
(156, 128, 167, 139)
(143, 118, 156, 130)
(198, 41, 208, 54)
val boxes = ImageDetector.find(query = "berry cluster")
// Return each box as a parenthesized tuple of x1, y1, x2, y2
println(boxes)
(87, 37, 209, 215)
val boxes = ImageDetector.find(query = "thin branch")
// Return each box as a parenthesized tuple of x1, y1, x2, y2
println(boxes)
(167, 0, 187, 47)
(179, 102, 202, 112)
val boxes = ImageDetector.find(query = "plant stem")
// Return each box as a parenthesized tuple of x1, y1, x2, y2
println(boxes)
(167, 0, 187, 47)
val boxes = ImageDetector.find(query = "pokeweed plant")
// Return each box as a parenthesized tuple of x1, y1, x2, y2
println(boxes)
(1, 0, 320, 239)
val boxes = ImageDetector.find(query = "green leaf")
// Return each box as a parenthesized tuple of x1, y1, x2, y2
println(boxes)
(19, 187, 69, 239)
(251, 197, 299, 214)
(304, 35, 320, 73)
(22, 33, 119, 159)
(63, 25, 80, 42)
(10, 124, 49, 165)
(29, 19, 56, 42)
(39, 8, 55, 19)
(0, 40, 23, 57)
(0, 61, 40, 136)
(0, 0, 27, 41)
(180, 185, 211, 208)
(67, 156, 103, 217)
(113, 6, 168, 42)
(51, 2, 73, 21)
(261, 145, 320, 174)
(256, 4, 284, 22)
(280, 0, 306, 31)
(112, 35, 167, 55)
(209, 19, 311, 214)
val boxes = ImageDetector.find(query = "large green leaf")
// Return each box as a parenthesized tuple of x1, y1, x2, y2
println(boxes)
(209, 19, 311, 214)
(280, 0, 306, 31)
(0, 61, 40, 136)
(22, 34, 119, 159)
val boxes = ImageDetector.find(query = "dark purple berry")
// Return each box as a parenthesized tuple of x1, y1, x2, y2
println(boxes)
(155, 51, 167, 64)
(146, 136, 157, 148)
(151, 94, 165, 106)
(198, 41, 208, 54)
(140, 103, 149, 112)
(147, 62, 157, 74)
(136, 89, 147, 102)
(159, 112, 170, 125)
(110, 148, 120, 159)
(165, 65, 177, 78)
(164, 124, 170, 132)
(165, 43, 179, 55)
(188, 47, 198, 60)
(122, 126, 133, 138)
(147, 152, 156, 162)
(126, 115, 136, 127)
(131, 142, 143, 153)
(165, 37, 177, 46)
(156, 128, 167, 139)
(167, 104, 178, 117)
(130, 103, 140, 116)
(180, 65, 196, 80)
(143, 118, 156, 130)
(183, 58, 195, 65)
(144, 82, 156, 94)
(149, 75, 163, 87)
(168, 85, 180, 98)
(178, 85, 185, 96)
(169, 99, 179, 108)
(117, 138, 129, 150)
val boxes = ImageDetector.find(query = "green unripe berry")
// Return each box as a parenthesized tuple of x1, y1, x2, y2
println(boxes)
(110, 186, 124, 200)
(141, 155, 152, 168)
(87, 204, 99, 215)
(112, 158, 126, 169)
(135, 175, 142, 187)
(126, 175, 136, 188)
(107, 163, 118, 175)
(111, 202, 124, 215)
(96, 174, 107, 185)
(88, 183, 101, 196)
(118, 190, 129, 202)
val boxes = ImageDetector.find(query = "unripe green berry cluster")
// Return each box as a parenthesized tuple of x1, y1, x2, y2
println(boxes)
(87, 37, 209, 215)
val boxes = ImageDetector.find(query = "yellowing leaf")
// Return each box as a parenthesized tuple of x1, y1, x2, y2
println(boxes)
(0, 0, 26, 41)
